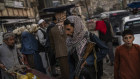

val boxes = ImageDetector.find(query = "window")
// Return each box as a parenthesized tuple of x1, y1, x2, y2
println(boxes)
(109, 12, 130, 33)
(124, 20, 140, 34)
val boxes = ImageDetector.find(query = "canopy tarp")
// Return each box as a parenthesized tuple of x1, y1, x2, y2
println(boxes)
(43, 4, 75, 12)
(127, 1, 140, 8)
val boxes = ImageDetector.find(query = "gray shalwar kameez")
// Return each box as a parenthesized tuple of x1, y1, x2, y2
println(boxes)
(0, 43, 20, 79)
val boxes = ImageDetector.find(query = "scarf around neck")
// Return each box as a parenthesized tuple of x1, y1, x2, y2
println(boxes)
(66, 16, 89, 57)
(66, 15, 87, 47)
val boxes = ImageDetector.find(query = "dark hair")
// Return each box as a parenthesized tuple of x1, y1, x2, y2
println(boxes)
(64, 19, 74, 27)
(52, 16, 56, 21)
(122, 29, 134, 37)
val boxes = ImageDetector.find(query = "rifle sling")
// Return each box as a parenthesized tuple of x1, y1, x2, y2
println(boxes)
(83, 42, 98, 79)
(83, 42, 95, 60)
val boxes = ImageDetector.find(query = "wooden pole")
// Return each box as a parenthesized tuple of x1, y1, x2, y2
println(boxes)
(122, 0, 127, 9)
(85, 0, 90, 19)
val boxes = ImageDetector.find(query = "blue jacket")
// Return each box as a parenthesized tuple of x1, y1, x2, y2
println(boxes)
(90, 33, 108, 62)
(85, 53, 94, 65)
(86, 33, 109, 65)
(84, 33, 109, 65)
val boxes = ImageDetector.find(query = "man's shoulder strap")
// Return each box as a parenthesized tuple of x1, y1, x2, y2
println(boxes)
(38, 28, 46, 34)
(83, 42, 95, 59)
(38, 28, 46, 39)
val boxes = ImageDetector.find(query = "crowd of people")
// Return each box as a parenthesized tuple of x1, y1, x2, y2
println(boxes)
(0, 7, 140, 79)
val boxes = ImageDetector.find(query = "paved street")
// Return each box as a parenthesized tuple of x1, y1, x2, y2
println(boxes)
(54, 59, 114, 79)
(102, 46, 116, 79)
(102, 60, 114, 79)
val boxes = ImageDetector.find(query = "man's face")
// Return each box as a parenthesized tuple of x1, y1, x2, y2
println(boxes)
(123, 34, 134, 47)
(65, 24, 74, 37)
(40, 21, 47, 28)
(5, 36, 15, 47)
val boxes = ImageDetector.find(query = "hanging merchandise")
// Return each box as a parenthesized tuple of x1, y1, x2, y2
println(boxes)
(16, 72, 40, 79)
(16, 73, 28, 79)
(26, 73, 39, 79)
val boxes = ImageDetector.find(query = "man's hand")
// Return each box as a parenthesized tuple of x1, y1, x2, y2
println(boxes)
(22, 54, 28, 65)
(0, 64, 6, 70)
(9, 72, 16, 76)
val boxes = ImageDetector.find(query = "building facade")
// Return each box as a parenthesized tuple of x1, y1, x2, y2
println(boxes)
(0, 0, 38, 20)
(38, 0, 121, 19)
(0, 0, 39, 44)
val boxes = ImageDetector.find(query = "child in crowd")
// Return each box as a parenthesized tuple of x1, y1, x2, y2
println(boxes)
(114, 29, 140, 79)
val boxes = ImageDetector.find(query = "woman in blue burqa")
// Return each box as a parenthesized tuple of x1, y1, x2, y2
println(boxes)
(21, 30, 46, 73)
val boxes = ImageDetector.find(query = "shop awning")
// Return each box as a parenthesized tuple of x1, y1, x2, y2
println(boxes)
(0, 19, 35, 24)
(43, 4, 75, 12)
(127, 1, 140, 8)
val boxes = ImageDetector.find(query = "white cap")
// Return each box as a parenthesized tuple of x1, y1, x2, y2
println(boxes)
(38, 19, 45, 25)
(101, 14, 107, 19)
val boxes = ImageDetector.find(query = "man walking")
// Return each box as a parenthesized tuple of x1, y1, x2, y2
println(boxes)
(64, 15, 96, 79)
(96, 14, 114, 66)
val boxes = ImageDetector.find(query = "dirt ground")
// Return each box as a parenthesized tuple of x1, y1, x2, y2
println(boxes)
(55, 60, 114, 79)
(102, 60, 114, 79)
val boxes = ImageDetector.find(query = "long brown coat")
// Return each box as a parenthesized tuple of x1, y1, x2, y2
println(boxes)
(49, 26, 68, 58)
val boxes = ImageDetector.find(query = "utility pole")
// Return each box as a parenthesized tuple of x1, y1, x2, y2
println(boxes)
(122, 0, 127, 9)
(60, 0, 65, 4)
(85, 0, 90, 19)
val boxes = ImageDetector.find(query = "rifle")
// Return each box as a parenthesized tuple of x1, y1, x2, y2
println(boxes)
(74, 42, 95, 79)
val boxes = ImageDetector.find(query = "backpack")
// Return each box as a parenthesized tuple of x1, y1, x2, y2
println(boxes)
(37, 29, 46, 52)
(89, 33, 108, 62)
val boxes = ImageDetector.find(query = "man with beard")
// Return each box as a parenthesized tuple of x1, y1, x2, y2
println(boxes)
(37, 19, 48, 74)
(64, 16, 97, 79)
(0, 32, 21, 79)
